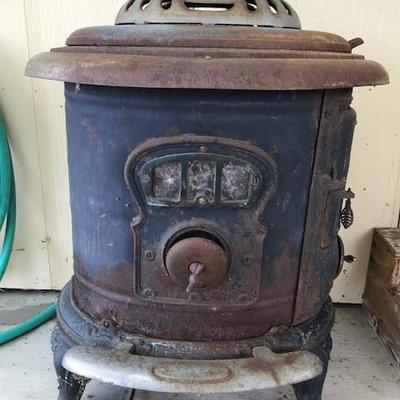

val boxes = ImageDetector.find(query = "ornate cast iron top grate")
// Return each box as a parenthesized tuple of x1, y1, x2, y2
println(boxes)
(116, 0, 301, 28)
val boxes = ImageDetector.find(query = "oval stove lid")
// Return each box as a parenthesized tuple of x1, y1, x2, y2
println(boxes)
(25, 0, 389, 90)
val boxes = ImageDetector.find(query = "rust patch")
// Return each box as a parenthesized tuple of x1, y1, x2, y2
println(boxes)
(241, 351, 302, 386)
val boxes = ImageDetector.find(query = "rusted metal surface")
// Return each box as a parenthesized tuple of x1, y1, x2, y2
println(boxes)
(165, 237, 229, 293)
(65, 25, 351, 52)
(293, 90, 356, 324)
(123, 134, 278, 313)
(115, 0, 301, 28)
(29, 1, 389, 398)
(54, 282, 333, 397)
(63, 85, 321, 341)
(26, 51, 389, 91)
(62, 345, 322, 393)
(53, 45, 364, 60)
(26, 23, 389, 90)
(57, 282, 334, 359)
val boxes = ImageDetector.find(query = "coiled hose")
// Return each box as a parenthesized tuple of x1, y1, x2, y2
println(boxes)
(0, 114, 56, 346)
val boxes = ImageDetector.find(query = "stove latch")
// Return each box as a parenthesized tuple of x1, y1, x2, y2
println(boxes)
(320, 174, 356, 249)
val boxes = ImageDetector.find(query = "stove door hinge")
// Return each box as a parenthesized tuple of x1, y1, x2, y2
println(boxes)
(319, 174, 355, 249)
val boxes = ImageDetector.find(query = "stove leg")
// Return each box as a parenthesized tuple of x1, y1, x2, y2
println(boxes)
(52, 324, 89, 400)
(57, 372, 88, 400)
(292, 335, 332, 400)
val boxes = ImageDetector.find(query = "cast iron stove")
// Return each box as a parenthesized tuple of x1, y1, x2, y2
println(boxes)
(26, 1, 389, 399)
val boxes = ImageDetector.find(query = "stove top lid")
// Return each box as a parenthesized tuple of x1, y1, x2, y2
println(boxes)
(25, 1, 389, 90)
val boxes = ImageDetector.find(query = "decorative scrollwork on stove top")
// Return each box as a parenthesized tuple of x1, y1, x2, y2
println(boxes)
(116, 0, 301, 29)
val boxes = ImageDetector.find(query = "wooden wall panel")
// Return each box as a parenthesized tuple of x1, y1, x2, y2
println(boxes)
(0, 0, 51, 289)
(21, 0, 125, 289)
(1, 1, 399, 302)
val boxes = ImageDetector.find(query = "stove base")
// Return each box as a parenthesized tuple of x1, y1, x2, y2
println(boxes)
(53, 282, 333, 399)
(54, 335, 331, 400)
(293, 335, 332, 400)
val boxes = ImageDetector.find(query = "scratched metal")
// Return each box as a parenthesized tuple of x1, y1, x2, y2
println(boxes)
(64, 86, 324, 340)
(55, 282, 334, 360)
(165, 237, 229, 292)
(53, 284, 333, 396)
(61, 345, 322, 393)
(293, 90, 358, 324)
(62, 86, 357, 340)
(25, 24, 389, 90)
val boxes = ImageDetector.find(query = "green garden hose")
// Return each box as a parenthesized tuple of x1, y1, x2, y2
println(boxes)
(0, 114, 56, 346)
(0, 117, 16, 281)
(0, 303, 57, 346)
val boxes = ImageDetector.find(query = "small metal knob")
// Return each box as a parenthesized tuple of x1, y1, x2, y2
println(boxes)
(165, 236, 229, 294)
(186, 263, 205, 293)
(344, 255, 357, 264)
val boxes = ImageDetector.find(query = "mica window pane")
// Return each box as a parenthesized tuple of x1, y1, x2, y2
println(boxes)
(221, 162, 251, 202)
(152, 162, 182, 202)
(187, 160, 216, 203)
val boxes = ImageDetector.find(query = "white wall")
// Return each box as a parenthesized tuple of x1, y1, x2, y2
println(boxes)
(0, 0, 399, 303)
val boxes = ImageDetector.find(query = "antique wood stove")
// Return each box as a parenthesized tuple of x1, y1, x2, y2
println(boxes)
(26, 1, 388, 399)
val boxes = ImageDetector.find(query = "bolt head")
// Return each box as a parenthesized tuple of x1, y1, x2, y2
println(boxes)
(143, 288, 155, 298)
(145, 250, 155, 261)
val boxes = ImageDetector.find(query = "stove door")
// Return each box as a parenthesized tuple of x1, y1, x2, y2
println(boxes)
(125, 135, 277, 308)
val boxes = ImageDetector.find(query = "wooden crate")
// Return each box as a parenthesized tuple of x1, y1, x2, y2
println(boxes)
(363, 228, 400, 372)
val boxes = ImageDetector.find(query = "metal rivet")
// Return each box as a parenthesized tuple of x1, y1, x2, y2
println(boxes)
(344, 255, 357, 264)
(143, 288, 155, 298)
(142, 174, 150, 183)
(199, 145, 208, 152)
(145, 250, 155, 261)
(103, 321, 110, 328)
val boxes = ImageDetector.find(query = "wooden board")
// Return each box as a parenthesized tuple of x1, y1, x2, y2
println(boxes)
(1, 1, 400, 300)
(364, 228, 400, 372)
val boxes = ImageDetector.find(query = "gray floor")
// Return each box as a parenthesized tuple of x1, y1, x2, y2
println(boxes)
(0, 290, 399, 399)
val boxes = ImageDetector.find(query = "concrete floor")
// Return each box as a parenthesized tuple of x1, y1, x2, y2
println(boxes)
(0, 290, 399, 400)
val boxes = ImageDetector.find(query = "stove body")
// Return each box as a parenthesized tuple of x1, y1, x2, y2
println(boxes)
(26, 1, 389, 399)
(68, 86, 350, 340)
